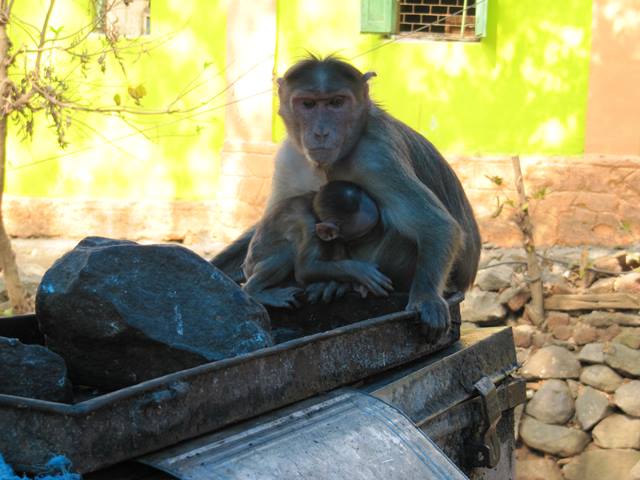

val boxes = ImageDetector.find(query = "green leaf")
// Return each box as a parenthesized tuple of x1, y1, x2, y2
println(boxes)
(532, 186, 549, 200)
(114, 94, 121, 106)
(134, 84, 147, 98)
(485, 175, 504, 186)
(619, 220, 632, 233)
(127, 84, 147, 105)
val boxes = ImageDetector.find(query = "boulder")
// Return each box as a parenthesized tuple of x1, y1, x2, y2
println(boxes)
(36, 237, 273, 390)
(460, 288, 506, 324)
(615, 381, 640, 417)
(475, 265, 513, 291)
(604, 343, 640, 377)
(525, 379, 574, 425)
(580, 312, 640, 328)
(546, 311, 570, 330)
(593, 252, 626, 273)
(573, 324, 598, 345)
(592, 414, 640, 449)
(531, 332, 552, 348)
(552, 324, 573, 341)
(563, 449, 640, 480)
(520, 346, 581, 380)
(613, 330, 640, 349)
(575, 386, 611, 430)
(588, 277, 616, 294)
(499, 286, 531, 312)
(515, 455, 563, 480)
(614, 273, 640, 294)
(599, 324, 622, 342)
(566, 379, 581, 398)
(519, 415, 590, 457)
(513, 325, 535, 348)
(580, 365, 623, 392)
(0, 336, 72, 402)
(578, 343, 604, 364)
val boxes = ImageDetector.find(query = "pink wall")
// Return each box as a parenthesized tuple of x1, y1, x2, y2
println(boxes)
(585, 0, 640, 155)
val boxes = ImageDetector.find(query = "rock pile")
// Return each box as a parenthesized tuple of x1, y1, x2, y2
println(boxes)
(463, 247, 640, 480)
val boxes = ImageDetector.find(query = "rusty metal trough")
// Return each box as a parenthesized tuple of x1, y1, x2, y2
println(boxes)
(0, 293, 463, 474)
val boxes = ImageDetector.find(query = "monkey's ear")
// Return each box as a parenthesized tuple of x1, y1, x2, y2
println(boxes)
(315, 222, 340, 242)
(363, 71, 377, 82)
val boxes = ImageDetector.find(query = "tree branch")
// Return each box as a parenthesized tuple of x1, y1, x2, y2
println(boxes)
(34, 0, 56, 77)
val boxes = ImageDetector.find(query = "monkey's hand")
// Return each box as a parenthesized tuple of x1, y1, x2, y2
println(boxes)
(256, 287, 304, 309)
(306, 281, 351, 304)
(406, 295, 450, 343)
(348, 261, 394, 298)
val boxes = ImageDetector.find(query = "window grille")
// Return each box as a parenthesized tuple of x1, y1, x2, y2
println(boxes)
(95, 0, 151, 38)
(361, 0, 487, 40)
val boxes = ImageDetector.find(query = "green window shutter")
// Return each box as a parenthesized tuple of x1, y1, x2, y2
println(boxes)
(361, 0, 397, 34)
(475, 0, 488, 38)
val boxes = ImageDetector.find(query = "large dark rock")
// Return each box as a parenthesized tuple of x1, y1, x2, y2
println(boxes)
(0, 336, 72, 402)
(36, 237, 272, 390)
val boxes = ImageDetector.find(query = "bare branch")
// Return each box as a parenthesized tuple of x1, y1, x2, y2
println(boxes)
(34, 0, 56, 76)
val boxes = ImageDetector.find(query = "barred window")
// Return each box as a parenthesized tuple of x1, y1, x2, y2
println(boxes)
(361, 0, 488, 41)
(95, 0, 151, 38)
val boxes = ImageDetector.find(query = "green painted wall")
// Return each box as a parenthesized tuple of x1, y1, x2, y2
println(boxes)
(7, 0, 228, 200)
(8, 0, 593, 201)
(274, 0, 592, 155)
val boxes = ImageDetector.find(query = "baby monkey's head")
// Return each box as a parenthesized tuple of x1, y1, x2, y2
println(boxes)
(313, 181, 379, 242)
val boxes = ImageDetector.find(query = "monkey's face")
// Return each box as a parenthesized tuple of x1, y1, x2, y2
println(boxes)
(278, 58, 373, 168)
(287, 90, 364, 168)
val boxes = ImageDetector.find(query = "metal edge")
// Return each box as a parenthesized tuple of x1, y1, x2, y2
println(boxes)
(0, 295, 463, 416)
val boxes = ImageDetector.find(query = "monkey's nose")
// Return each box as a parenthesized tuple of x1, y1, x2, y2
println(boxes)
(314, 131, 329, 141)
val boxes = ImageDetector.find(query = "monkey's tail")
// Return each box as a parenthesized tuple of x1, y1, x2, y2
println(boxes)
(210, 226, 256, 283)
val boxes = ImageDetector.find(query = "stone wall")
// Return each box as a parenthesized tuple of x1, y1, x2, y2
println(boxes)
(463, 247, 640, 480)
(7, 152, 638, 249)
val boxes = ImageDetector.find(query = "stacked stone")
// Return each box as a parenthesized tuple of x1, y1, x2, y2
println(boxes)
(462, 248, 640, 480)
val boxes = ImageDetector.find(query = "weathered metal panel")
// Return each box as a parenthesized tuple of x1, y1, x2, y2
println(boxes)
(365, 326, 524, 477)
(0, 295, 462, 474)
(140, 392, 469, 480)
(134, 327, 523, 480)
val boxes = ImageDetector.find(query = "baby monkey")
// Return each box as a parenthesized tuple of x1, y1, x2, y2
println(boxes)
(243, 181, 393, 308)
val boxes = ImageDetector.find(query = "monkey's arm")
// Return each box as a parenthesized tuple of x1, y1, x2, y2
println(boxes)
(243, 251, 302, 308)
(352, 155, 462, 341)
(292, 231, 393, 297)
(297, 259, 393, 297)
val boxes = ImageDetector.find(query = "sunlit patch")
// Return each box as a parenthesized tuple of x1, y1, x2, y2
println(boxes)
(559, 27, 584, 48)
(520, 58, 564, 92)
(529, 119, 567, 147)
(604, 1, 640, 35)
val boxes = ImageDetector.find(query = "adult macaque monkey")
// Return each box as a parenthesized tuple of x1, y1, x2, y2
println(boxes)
(212, 55, 481, 341)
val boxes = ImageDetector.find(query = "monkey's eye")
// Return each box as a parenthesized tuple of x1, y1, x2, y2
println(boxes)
(329, 96, 345, 108)
(301, 99, 316, 109)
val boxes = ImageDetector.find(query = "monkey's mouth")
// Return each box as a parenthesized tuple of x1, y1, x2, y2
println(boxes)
(305, 148, 337, 166)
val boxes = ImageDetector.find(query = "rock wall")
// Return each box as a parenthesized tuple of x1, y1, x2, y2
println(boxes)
(5, 153, 640, 248)
(463, 247, 640, 480)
